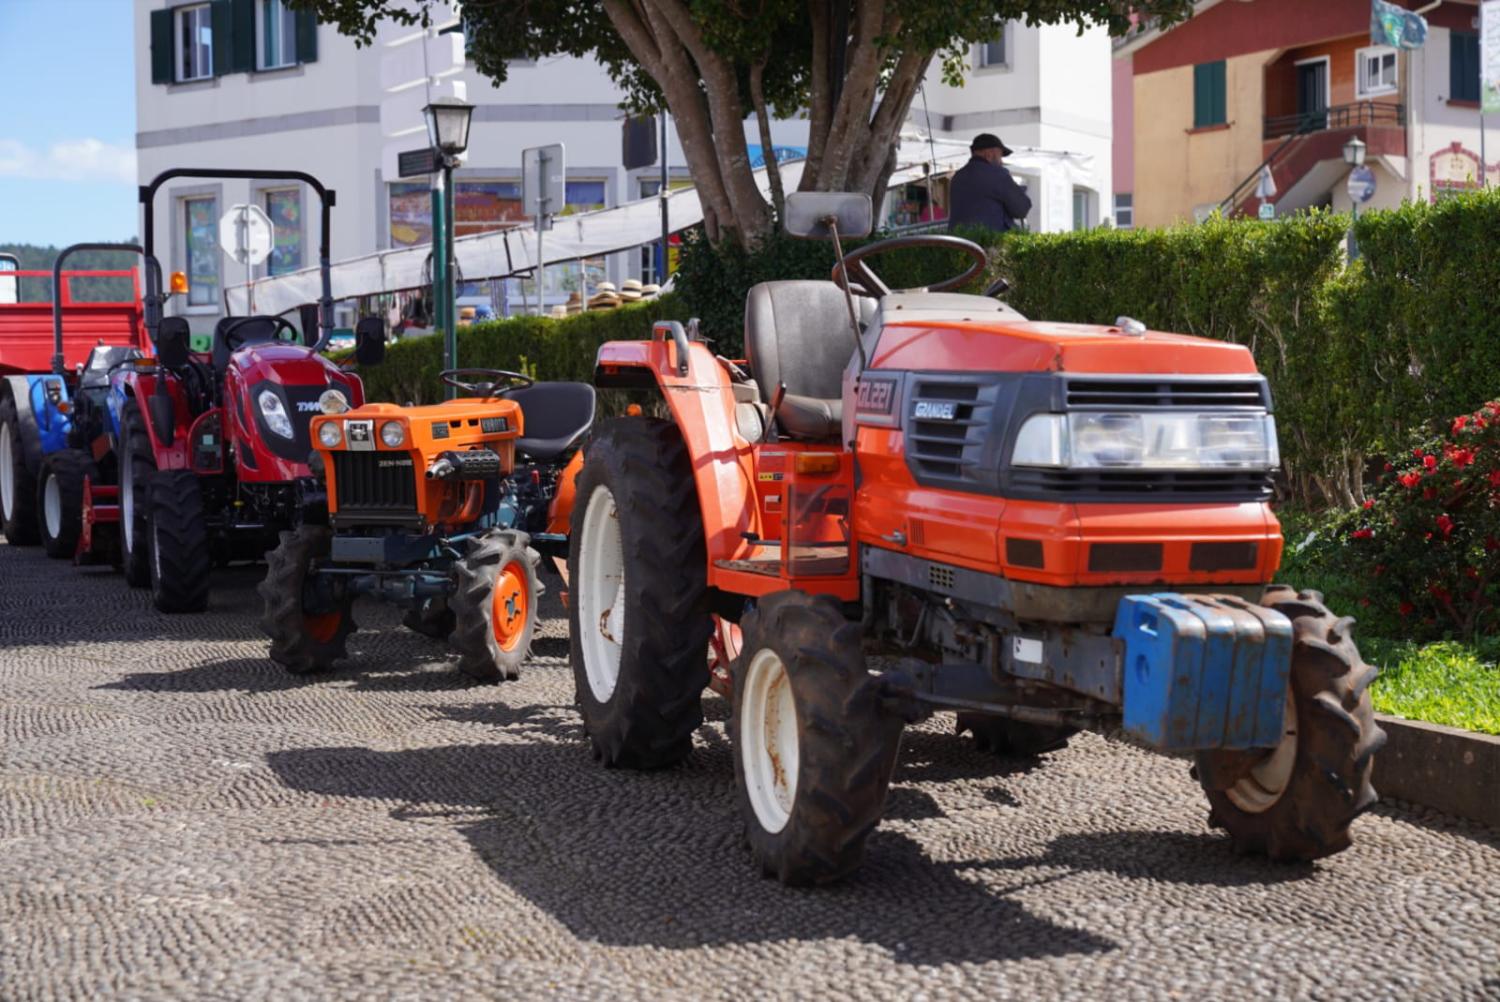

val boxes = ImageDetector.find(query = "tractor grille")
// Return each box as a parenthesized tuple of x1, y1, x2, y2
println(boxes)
(1063, 377, 1269, 410)
(1009, 468, 1275, 500)
(332, 451, 419, 520)
(906, 379, 987, 483)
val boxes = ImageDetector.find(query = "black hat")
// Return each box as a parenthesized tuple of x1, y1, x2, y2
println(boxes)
(971, 133, 1014, 156)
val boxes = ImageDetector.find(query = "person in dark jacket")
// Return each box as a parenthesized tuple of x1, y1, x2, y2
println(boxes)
(947, 134, 1032, 234)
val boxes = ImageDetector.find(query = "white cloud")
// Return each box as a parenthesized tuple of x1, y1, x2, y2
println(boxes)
(0, 138, 134, 184)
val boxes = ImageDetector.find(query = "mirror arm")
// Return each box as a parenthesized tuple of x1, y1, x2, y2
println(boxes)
(825, 216, 867, 374)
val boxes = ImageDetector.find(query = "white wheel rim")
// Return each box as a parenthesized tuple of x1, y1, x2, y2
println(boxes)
(121, 454, 135, 552)
(43, 473, 61, 538)
(1226, 689, 1299, 814)
(151, 518, 162, 582)
(577, 484, 625, 701)
(0, 422, 15, 519)
(741, 648, 799, 834)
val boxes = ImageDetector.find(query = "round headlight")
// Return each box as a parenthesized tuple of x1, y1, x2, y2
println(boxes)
(318, 388, 350, 415)
(380, 420, 406, 448)
(317, 421, 343, 448)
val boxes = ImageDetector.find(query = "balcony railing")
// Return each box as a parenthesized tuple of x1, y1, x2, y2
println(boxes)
(1263, 101, 1405, 140)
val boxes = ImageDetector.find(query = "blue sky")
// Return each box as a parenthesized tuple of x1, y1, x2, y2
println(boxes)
(0, 0, 137, 246)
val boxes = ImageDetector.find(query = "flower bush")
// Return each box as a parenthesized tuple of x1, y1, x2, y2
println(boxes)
(1341, 400, 1500, 638)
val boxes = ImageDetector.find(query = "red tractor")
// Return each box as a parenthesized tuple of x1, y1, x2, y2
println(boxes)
(110, 169, 379, 612)
(566, 192, 1384, 885)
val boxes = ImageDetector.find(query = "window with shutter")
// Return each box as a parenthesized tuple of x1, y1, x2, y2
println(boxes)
(295, 8, 318, 64)
(1193, 61, 1226, 128)
(150, 9, 175, 85)
(210, 0, 233, 76)
(1451, 33, 1480, 102)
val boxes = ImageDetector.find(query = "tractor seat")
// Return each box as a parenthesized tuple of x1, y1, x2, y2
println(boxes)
(212, 316, 281, 371)
(744, 281, 855, 440)
(505, 381, 596, 461)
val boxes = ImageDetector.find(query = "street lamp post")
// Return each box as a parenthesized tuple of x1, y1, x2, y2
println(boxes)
(1343, 136, 1366, 260)
(424, 95, 474, 400)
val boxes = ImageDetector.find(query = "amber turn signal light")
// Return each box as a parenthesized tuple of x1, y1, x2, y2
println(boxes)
(169, 271, 190, 295)
(794, 453, 840, 474)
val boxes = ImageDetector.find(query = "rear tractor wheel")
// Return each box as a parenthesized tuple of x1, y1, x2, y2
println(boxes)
(730, 590, 904, 886)
(0, 395, 39, 545)
(259, 525, 356, 673)
(449, 529, 542, 682)
(1194, 587, 1387, 862)
(37, 448, 96, 559)
(568, 418, 713, 769)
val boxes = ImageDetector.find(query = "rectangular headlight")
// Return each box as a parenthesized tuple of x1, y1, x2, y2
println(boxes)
(1012, 412, 1278, 470)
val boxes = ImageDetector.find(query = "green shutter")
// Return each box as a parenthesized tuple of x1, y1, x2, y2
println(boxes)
(210, 0, 233, 75)
(150, 8, 175, 84)
(1194, 61, 1226, 128)
(295, 8, 318, 64)
(1451, 33, 1479, 102)
(231, 0, 255, 72)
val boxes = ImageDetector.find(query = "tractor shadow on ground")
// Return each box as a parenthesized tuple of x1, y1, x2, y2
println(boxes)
(95, 648, 493, 697)
(265, 736, 1118, 967)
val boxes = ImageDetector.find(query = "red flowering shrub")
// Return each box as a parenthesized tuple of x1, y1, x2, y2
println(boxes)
(1341, 400, 1500, 637)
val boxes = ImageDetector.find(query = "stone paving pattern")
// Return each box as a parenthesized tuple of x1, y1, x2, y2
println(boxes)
(1, 541, 1497, 1001)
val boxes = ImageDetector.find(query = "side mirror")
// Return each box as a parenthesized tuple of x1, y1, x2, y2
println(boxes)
(354, 316, 386, 367)
(784, 192, 873, 240)
(157, 316, 192, 369)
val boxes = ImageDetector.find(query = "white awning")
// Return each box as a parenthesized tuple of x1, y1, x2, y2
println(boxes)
(226, 134, 1095, 316)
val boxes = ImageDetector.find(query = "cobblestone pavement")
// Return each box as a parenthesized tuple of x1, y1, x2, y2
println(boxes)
(1, 541, 1497, 1001)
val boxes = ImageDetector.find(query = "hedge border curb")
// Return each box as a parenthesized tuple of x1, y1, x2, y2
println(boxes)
(1372, 714, 1500, 830)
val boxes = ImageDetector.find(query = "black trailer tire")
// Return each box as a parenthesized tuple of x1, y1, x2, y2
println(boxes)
(119, 402, 155, 586)
(259, 526, 356, 674)
(0, 395, 40, 545)
(402, 598, 456, 639)
(731, 590, 904, 886)
(147, 470, 211, 613)
(37, 448, 96, 559)
(1195, 587, 1387, 862)
(956, 713, 1076, 757)
(449, 530, 542, 682)
(568, 417, 713, 770)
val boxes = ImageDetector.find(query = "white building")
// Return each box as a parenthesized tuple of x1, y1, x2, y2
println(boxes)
(134, 1, 1109, 332)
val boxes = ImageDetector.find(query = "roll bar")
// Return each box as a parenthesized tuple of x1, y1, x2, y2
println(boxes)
(139, 168, 337, 350)
(50, 243, 147, 375)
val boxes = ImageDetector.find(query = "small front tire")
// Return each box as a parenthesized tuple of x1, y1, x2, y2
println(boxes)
(449, 530, 542, 682)
(37, 449, 96, 559)
(119, 402, 155, 587)
(259, 526, 356, 673)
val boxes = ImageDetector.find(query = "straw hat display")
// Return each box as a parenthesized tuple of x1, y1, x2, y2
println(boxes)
(549, 304, 568, 319)
(640, 283, 661, 300)
(587, 281, 622, 310)
(619, 279, 644, 302)
(565, 290, 584, 315)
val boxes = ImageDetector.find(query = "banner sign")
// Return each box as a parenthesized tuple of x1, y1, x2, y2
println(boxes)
(1371, 0, 1428, 50)
(1483, 0, 1500, 114)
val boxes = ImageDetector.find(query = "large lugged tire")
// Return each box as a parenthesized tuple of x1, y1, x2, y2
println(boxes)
(449, 529, 542, 682)
(147, 470, 211, 613)
(1195, 587, 1387, 861)
(259, 526, 356, 673)
(0, 394, 39, 545)
(956, 713, 1076, 757)
(37, 448, 96, 559)
(568, 417, 713, 769)
(731, 591, 904, 886)
(119, 402, 155, 586)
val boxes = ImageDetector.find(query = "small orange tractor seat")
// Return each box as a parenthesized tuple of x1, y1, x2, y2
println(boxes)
(744, 281, 856, 440)
(505, 381, 596, 460)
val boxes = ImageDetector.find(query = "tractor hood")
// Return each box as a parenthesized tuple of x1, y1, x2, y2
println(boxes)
(225, 341, 365, 481)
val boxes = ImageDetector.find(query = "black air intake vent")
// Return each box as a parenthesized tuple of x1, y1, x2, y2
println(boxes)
(1010, 468, 1275, 500)
(333, 451, 419, 517)
(1064, 377, 1269, 410)
(907, 379, 986, 482)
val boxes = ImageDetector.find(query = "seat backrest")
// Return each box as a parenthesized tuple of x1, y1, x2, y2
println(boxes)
(506, 381, 597, 460)
(212, 316, 280, 371)
(744, 281, 856, 404)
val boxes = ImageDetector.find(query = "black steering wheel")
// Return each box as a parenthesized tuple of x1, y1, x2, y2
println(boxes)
(221, 315, 300, 348)
(831, 234, 989, 299)
(441, 367, 534, 397)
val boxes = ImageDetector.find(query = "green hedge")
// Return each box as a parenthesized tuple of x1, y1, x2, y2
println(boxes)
(357, 295, 688, 405)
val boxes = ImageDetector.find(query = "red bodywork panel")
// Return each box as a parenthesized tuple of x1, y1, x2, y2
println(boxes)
(221, 342, 365, 483)
(0, 270, 147, 376)
(597, 314, 1281, 603)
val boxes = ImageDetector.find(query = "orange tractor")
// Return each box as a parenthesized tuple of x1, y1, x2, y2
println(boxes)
(566, 193, 1384, 885)
(259, 368, 592, 680)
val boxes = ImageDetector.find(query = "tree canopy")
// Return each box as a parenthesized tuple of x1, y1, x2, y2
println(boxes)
(298, 1, 1195, 247)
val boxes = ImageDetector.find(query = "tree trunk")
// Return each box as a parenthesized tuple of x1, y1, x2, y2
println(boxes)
(749, 59, 785, 222)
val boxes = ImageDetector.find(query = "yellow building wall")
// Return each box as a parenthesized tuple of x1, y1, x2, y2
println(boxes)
(1133, 52, 1272, 229)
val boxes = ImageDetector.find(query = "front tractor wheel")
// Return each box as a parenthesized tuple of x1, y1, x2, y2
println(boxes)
(731, 591, 904, 886)
(1195, 587, 1387, 862)
(259, 526, 356, 673)
(119, 402, 155, 587)
(568, 418, 712, 769)
(449, 530, 542, 682)
(37, 449, 96, 559)
(147, 470, 211, 613)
